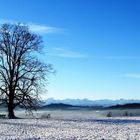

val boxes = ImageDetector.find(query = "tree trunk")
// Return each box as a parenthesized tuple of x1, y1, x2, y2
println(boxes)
(8, 87, 16, 119)
(8, 102, 16, 119)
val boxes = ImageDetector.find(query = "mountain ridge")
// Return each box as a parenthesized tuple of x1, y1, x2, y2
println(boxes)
(42, 98, 140, 107)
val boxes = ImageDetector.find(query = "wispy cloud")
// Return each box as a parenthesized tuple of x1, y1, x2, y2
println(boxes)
(47, 48, 140, 60)
(0, 19, 64, 34)
(29, 24, 63, 34)
(91, 56, 140, 60)
(123, 73, 140, 78)
(47, 47, 86, 58)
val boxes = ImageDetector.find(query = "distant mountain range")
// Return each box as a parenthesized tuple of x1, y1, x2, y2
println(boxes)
(1, 98, 140, 110)
(40, 103, 103, 110)
(107, 103, 140, 109)
(42, 98, 140, 107)
(39, 102, 140, 110)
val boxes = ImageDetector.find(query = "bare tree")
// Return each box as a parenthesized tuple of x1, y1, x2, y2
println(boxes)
(0, 23, 53, 118)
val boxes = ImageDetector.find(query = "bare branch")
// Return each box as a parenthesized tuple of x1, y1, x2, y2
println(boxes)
(0, 23, 53, 118)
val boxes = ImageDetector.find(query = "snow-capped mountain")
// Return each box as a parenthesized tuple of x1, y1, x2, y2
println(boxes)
(42, 98, 140, 107)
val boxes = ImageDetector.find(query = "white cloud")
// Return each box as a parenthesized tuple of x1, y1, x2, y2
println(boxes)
(29, 24, 63, 34)
(123, 73, 140, 78)
(91, 56, 140, 60)
(47, 47, 86, 58)
(47, 48, 140, 59)
(0, 19, 63, 34)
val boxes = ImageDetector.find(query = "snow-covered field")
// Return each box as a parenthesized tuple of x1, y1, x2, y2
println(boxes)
(0, 117, 140, 140)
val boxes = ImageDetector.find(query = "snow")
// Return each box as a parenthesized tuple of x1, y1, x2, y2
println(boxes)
(0, 117, 140, 140)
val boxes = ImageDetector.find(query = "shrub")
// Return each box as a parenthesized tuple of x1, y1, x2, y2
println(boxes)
(123, 111, 128, 116)
(106, 112, 112, 117)
(40, 113, 51, 119)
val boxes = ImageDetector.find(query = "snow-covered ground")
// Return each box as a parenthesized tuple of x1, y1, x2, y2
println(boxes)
(0, 117, 140, 140)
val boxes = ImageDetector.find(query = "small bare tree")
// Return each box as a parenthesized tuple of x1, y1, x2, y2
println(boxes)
(0, 23, 52, 118)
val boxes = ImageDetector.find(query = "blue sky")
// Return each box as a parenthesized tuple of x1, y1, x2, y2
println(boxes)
(0, 0, 140, 100)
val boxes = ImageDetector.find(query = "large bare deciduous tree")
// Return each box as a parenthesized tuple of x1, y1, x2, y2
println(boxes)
(0, 23, 52, 118)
